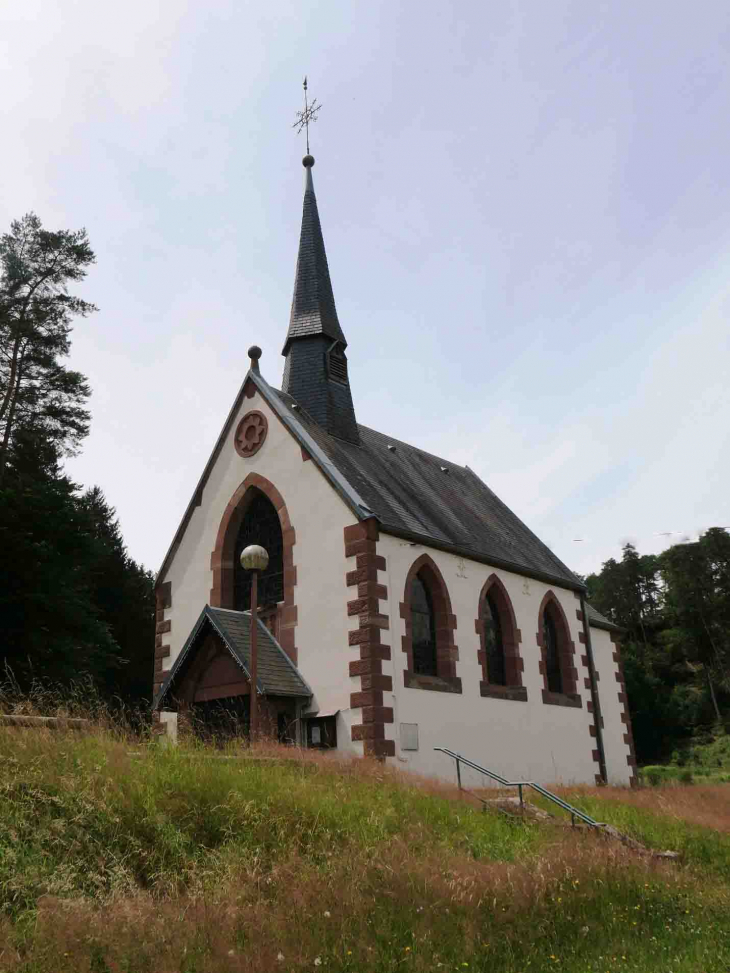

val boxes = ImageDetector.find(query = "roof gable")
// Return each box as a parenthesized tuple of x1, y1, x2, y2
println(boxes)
(156, 367, 373, 584)
(158, 367, 583, 593)
(154, 605, 311, 708)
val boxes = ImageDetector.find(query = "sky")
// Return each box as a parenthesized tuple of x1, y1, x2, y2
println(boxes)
(2, 0, 729, 578)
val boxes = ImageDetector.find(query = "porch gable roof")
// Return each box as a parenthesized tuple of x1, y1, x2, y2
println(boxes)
(154, 605, 311, 709)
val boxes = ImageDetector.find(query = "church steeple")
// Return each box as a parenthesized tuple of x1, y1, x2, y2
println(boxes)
(282, 155, 360, 444)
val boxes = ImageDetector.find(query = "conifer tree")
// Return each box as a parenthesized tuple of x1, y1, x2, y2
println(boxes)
(0, 213, 154, 704)
(0, 213, 96, 476)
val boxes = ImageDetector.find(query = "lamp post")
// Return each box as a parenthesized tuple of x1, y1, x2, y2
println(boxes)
(240, 544, 269, 741)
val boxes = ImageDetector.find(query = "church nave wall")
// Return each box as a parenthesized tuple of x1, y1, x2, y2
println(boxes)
(374, 534, 633, 787)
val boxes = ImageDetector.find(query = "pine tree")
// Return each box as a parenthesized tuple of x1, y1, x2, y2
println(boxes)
(80, 487, 155, 702)
(0, 213, 96, 476)
(0, 213, 154, 704)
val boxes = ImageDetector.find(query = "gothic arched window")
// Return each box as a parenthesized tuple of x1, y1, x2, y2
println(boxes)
(543, 604, 562, 694)
(411, 572, 437, 677)
(233, 490, 284, 610)
(482, 591, 507, 686)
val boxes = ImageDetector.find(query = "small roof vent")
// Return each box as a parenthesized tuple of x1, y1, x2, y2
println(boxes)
(387, 444, 397, 452)
(440, 466, 449, 474)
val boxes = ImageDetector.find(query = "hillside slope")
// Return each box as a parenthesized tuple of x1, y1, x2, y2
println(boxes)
(1, 728, 729, 972)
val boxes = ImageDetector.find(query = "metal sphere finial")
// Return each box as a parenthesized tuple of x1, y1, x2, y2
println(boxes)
(302, 154, 315, 168)
(248, 344, 262, 362)
(240, 544, 269, 572)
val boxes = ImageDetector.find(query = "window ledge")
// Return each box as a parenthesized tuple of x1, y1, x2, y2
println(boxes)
(404, 671, 462, 694)
(480, 683, 528, 702)
(541, 690, 582, 709)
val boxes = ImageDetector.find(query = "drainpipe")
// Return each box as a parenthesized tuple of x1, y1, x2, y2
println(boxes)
(580, 595, 607, 785)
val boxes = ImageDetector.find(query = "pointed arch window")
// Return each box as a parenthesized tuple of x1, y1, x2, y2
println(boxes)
(476, 575, 527, 701)
(538, 593, 581, 707)
(411, 572, 437, 677)
(401, 555, 461, 694)
(233, 490, 284, 609)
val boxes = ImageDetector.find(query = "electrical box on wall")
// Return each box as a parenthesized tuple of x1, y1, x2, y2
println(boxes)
(400, 723, 419, 751)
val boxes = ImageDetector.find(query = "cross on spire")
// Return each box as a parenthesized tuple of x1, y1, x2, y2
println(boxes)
(292, 76, 321, 156)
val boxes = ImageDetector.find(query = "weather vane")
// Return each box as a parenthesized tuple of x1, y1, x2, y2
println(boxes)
(292, 76, 321, 156)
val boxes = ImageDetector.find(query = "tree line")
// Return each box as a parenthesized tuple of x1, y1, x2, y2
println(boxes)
(0, 214, 154, 704)
(584, 534, 730, 764)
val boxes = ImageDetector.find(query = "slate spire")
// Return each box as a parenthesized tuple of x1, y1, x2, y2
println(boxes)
(282, 156, 360, 444)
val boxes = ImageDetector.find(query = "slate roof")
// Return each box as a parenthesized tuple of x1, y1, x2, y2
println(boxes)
(283, 162, 346, 352)
(585, 604, 619, 632)
(153, 606, 311, 709)
(273, 386, 583, 590)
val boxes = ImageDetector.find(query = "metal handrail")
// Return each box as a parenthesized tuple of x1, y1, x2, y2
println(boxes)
(434, 747, 603, 828)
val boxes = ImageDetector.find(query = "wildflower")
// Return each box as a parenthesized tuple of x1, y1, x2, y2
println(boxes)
(404, 946, 411, 952)
(323, 911, 331, 918)
(346, 951, 352, 956)
(314, 958, 322, 967)
(277, 953, 285, 962)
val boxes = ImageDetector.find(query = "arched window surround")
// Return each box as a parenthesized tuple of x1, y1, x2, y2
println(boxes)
(210, 472, 298, 663)
(536, 591, 581, 708)
(400, 553, 461, 694)
(475, 575, 527, 702)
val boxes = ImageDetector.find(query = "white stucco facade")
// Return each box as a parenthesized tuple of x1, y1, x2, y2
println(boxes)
(157, 380, 633, 787)
(367, 534, 633, 787)
(159, 384, 360, 748)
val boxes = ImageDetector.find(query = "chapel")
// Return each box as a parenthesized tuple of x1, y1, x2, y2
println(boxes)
(153, 152, 636, 786)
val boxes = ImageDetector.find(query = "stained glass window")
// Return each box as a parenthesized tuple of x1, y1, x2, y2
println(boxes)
(483, 592, 507, 685)
(543, 605, 562, 694)
(411, 573, 437, 676)
(234, 491, 284, 610)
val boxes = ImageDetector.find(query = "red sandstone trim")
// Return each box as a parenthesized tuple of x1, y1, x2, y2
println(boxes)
(611, 632, 638, 786)
(152, 583, 173, 697)
(233, 410, 268, 459)
(210, 472, 298, 663)
(536, 591, 580, 700)
(400, 553, 460, 690)
(579, 607, 605, 785)
(345, 519, 395, 759)
(475, 574, 525, 695)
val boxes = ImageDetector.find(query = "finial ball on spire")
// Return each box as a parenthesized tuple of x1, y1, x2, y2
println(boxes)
(302, 155, 315, 168)
(248, 345, 262, 367)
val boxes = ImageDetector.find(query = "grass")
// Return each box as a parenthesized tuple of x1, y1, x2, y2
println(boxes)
(641, 733, 730, 786)
(1, 720, 730, 971)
